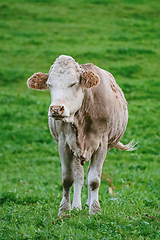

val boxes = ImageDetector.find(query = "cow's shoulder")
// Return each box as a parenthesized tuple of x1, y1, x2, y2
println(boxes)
(80, 63, 94, 68)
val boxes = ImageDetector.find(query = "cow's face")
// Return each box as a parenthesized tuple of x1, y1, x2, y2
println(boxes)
(27, 55, 100, 122)
(47, 67, 84, 121)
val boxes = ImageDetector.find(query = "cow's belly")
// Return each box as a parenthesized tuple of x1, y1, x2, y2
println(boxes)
(108, 103, 128, 150)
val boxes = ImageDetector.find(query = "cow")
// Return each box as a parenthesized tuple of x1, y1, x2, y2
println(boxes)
(27, 55, 136, 215)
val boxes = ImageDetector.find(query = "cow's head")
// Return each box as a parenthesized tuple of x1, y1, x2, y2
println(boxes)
(27, 55, 100, 122)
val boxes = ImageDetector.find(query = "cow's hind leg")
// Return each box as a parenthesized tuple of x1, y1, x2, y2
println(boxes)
(87, 139, 108, 214)
(72, 157, 84, 210)
(58, 140, 74, 216)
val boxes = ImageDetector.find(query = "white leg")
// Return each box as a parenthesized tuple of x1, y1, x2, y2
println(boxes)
(88, 139, 108, 214)
(58, 137, 74, 216)
(88, 165, 101, 214)
(72, 157, 84, 210)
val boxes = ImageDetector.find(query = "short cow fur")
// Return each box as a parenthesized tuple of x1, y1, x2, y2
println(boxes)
(27, 55, 136, 215)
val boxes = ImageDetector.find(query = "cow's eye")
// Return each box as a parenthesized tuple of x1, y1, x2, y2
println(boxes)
(47, 83, 51, 88)
(70, 83, 77, 88)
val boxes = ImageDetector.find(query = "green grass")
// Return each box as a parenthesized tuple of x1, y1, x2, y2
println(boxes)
(0, 0, 160, 239)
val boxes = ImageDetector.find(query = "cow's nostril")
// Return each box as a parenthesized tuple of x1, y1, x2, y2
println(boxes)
(50, 105, 65, 117)
(59, 106, 64, 111)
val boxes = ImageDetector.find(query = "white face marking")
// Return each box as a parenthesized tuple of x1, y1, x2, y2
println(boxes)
(47, 66, 84, 121)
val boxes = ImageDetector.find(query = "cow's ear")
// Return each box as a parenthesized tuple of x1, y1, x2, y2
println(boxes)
(27, 72, 49, 90)
(81, 70, 100, 89)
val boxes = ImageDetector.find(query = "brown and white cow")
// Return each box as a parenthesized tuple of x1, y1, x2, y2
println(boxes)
(27, 55, 136, 215)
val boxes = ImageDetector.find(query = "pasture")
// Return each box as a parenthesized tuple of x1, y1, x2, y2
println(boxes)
(0, 0, 160, 239)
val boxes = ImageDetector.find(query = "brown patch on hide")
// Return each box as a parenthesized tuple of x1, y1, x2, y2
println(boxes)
(108, 72, 128, 105)
(81, 70, 100, 88)
(27, 72, 48, 90)
(90, 180, 99, 191)
(84, 114, 92, 133)
(62, 177, 74, 189)
(110, 83, 117, 92)
(123, 105, 127, 110)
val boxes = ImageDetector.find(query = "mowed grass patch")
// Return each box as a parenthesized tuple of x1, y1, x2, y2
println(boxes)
(0, 0, 160, 239)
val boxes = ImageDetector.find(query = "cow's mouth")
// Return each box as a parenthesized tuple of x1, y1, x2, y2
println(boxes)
(51, 115, 66, 120)
(48, 113, 70, 121)
(49, 105, 70, 120)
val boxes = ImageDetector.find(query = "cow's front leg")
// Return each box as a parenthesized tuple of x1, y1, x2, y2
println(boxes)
(87, 139, 108, 215)
(72, 157, 84, 210)
(58, 138, 74, 216)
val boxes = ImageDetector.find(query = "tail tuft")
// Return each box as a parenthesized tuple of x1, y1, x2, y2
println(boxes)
(115, 140, 138, 151)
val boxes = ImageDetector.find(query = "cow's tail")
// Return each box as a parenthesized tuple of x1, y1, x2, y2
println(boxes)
(115, 140, 138, 151)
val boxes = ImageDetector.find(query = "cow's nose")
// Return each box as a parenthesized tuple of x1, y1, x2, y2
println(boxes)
(50, 105, 65, 117)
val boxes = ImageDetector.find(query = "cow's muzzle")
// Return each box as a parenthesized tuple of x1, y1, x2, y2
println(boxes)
(49, 105, 65, 119)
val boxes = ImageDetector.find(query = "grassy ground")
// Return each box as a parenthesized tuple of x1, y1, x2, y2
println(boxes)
(0, 0, 160, 239)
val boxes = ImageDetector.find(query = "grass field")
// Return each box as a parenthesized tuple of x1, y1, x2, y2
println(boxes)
(0, 0, 160, 239)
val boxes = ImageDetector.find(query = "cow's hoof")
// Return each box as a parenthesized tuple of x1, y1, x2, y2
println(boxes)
(89, 200, 101, 215)
(58, 200, 71, 216)
(71, 207, 81, 213)
(71, 201, 82, 211)
(71, 206, 81, 212)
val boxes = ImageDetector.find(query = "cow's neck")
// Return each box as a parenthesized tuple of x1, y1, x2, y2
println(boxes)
(74, 90, 93, 138)
(74, 88, 107, 135)
(69, 90, 102, 162)
(64, 89, 109, 163)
